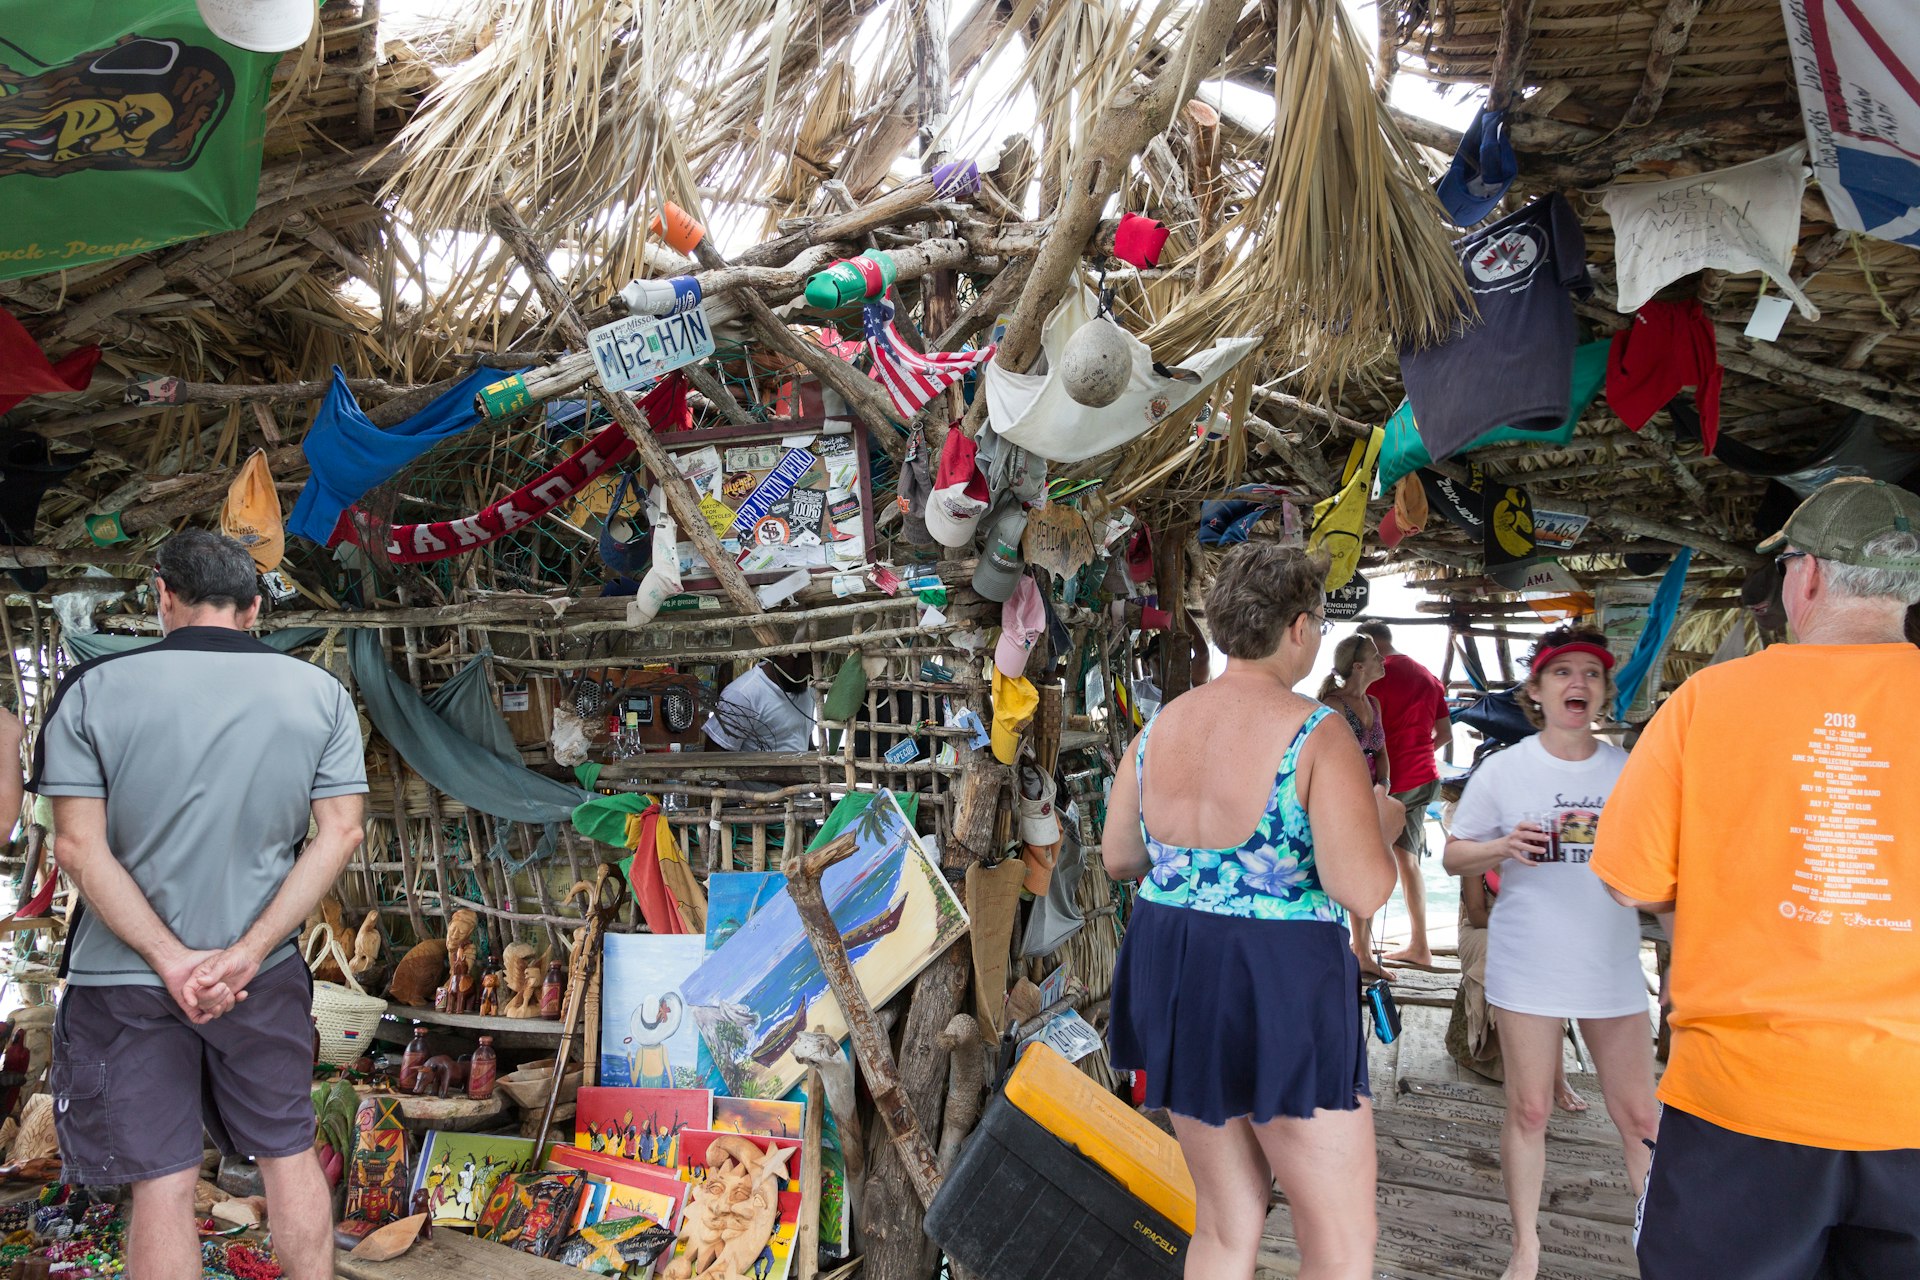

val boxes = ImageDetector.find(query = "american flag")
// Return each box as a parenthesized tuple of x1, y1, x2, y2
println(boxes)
(863, 297, 996, 420)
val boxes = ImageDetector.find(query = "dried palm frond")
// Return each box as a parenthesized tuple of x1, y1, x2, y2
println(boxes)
(1142, 0, 1470, 392)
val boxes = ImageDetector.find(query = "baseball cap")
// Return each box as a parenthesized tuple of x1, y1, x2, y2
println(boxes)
(198, 0, 315, 51)
(925, 429, 991, 547)
(1756, 477, 1920, 566)
(995, 575, 1045, 677)
(972, 502, 1029, 602)
(1434, 107, 1517, 228)
(990, 668, 1039, 765)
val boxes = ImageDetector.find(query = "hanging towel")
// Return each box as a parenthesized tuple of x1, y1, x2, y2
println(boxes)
(0, 309, 100, 416)
(1606, 299, 1723, 454)
(1613, 548, 1694, 720)
(288, 365, 512, 544)
(620, 806, 694, 934)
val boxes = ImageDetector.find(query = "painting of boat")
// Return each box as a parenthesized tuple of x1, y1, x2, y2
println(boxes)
(682, 790, 969, 1098)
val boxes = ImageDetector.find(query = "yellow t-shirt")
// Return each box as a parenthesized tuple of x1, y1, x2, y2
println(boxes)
(1592, 643, 1920, 1151)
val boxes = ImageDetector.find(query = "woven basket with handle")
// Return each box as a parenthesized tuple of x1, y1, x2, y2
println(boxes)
(305, 925, 386, 1067)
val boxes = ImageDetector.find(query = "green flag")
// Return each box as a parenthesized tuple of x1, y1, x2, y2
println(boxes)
(0, 1, 279, 280)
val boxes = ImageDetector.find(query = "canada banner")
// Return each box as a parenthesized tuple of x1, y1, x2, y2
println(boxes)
(332, 375, 688, 564)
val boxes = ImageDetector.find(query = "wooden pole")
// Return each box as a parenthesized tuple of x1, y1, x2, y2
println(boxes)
(782, 832, 943, 1210)
(795, 1065, 826, 1280)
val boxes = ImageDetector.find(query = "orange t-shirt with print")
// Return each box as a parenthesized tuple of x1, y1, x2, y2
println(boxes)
(1593, 643, 1920, 1151)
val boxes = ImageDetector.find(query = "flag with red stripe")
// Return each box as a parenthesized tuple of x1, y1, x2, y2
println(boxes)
(863, 297, 995, 420)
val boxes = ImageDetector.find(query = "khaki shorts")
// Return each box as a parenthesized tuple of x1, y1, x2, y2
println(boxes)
(1390, 780, 1441, 857)
(51, 955, 315, 1185)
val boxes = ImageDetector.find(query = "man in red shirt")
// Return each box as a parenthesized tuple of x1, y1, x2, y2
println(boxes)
(1355, 622, 1451, 969)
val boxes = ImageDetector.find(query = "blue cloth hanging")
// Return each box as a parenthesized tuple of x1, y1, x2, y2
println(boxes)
(287, 366, 512, 545)
(1613, 547, 1694, 719)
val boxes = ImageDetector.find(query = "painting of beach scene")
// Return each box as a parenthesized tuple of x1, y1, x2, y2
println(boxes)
(713, 1095, 804, 1141)
(706, 871, 787, 953)
(682, 790, 969, 1099)
(600, 932, 710, 1089)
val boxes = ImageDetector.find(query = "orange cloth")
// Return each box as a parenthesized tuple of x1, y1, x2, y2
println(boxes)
(1592, 644, 1920, 1150)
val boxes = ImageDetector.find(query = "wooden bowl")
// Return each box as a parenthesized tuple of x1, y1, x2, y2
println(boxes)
(496, 1064, 584, 1110)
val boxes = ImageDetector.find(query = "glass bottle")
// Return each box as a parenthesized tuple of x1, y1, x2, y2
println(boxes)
(398, 1021, 429, 1093)
(467, 1036, 498, 1101)
(540, 961, 564, 1019)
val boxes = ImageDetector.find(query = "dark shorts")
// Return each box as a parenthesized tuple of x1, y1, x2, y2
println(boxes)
(52, 955, 316, 1186)
(1638, 1104, 1920, 1280)
(1109, 901, 1368, 1126)
(1389, 780, 1440, 856)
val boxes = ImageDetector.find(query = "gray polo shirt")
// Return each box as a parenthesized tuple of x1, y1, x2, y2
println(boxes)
(29, 626, 368, 987)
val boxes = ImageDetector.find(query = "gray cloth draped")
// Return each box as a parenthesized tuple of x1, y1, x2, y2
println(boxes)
(345, 629, 590, 835)
(62, 627, 326, 663)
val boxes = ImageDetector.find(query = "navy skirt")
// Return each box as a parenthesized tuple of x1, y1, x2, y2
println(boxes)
(1108, 900, 1369, 1126)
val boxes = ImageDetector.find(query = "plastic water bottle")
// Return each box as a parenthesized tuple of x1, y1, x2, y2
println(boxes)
(804, 249, 898, 310)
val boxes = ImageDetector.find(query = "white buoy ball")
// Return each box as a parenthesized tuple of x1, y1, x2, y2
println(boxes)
(1059, 318, 1132, 407)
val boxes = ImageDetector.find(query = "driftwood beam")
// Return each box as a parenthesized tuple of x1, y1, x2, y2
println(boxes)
(1486, 0, 1537, 113)
(1841, 282, 1920, 370)
(123, 376, 401, 408)
(731, 288, 910, 460)
(839, 0, 1004, 197)
(1621, 0, 1705, 128)
(783, 832, 944, 1211)
(991, 0, 1243, 377)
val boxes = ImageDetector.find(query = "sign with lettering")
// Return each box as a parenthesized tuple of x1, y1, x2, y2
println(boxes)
(729, 448, 817, 540)
(588, 303, 715, 392)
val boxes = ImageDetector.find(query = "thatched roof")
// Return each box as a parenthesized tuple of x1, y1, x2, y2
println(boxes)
(1, 0, 1915, 615)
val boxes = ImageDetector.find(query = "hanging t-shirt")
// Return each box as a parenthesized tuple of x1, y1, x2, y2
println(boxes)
(703, 665, 816, 752)
(1449, 735, 1644, 1020)
(1593, 644, 1920, 1150)
(1398, 195, 1593, 465)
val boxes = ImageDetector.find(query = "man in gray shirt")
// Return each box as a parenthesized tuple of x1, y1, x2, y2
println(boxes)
(31, 530, 366, 1280)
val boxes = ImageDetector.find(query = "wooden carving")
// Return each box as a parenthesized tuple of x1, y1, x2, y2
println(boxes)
(663, 1135, 794, 1280)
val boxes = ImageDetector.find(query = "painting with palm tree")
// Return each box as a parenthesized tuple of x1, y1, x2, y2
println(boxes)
(682, 790, 969, 1098)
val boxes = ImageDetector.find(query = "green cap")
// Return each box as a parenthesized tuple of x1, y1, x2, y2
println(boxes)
(1755, 477, 1920, 568)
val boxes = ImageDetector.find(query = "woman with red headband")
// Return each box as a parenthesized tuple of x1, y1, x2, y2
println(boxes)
(1442, 626, 1659, 1280)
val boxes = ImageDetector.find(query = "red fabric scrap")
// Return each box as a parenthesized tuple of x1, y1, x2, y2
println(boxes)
(1112, 212, 1170, 269)
(1606, 298, 1722, 454)
(0, 308, 101, 416)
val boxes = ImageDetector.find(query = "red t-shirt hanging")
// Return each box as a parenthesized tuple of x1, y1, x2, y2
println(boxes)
(1373, 653, 1448, 790)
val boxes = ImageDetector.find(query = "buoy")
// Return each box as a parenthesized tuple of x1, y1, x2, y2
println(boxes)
(1059, 318, 1132, 407)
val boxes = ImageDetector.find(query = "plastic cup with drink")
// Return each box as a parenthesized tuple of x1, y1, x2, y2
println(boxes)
(1519, 810, 1562, 863)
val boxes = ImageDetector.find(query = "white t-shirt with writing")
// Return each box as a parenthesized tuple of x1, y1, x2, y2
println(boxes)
(1450, 735, 1647, 1019)
(703, 665, 816, 753)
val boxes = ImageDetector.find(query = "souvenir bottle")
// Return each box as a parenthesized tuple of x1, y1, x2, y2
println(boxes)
(541, 961, 565, 1019)
(398, 1022, 429, 1093)
(804, 249, 898, 310)
(467, 1037, 498, 1101)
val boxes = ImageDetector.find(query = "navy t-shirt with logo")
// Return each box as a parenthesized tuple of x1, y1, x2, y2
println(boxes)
(1398, 194, 1592, 464)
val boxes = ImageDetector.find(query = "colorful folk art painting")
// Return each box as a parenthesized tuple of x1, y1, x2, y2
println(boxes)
(546, 1146, 689, 1232)
(667, 1131, 803, 1280)
(554, 1214, 678, 1274)
(574, 1085, 712, 1170)
(600, 932, 711, 1090)
(336, 1097, 409, 1241)
(476, 1169, 587, 1256)
(682, 790, 969, 1099)
(712, 1096, 804, 1142)
(411, 1132, 538, 1229)
(0, 0, 279, 280)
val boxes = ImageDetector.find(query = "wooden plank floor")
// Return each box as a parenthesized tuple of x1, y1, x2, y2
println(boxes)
(1255, 955, 1653, 1279)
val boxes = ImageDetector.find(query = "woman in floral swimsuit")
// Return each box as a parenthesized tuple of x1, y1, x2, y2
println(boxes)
(1104, 543, 1402, 1280)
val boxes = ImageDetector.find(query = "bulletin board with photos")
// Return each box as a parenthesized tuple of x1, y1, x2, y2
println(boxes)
(651, 417, 876, 592)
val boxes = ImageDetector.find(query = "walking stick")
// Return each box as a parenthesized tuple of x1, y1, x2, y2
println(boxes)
(535, 863, 626, 1146)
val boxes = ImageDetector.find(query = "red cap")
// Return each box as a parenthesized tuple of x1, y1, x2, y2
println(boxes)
(1529, 640, 1614, 675)
(934, 429, 990, 502)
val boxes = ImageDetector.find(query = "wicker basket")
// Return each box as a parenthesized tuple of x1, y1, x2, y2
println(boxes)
(305, 926, 387, 1067)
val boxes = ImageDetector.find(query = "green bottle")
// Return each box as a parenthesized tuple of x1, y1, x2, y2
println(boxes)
(804, 249, 898, 310)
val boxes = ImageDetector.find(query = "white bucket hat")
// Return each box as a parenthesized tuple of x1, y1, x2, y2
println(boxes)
(198, 0, 316, 52)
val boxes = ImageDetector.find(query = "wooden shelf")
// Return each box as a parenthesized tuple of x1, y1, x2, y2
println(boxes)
(381, 1005, 569, 1049)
